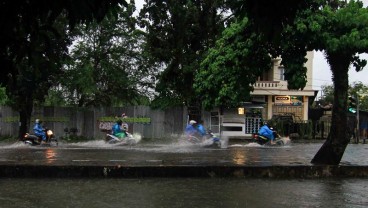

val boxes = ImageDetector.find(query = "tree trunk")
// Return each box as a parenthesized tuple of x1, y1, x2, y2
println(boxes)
(311, 53, 351, 165)
(17, 96, 33, 139)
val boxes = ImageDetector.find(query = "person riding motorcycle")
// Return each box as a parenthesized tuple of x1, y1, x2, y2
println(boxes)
(196, 120, 207, 137)
(258, 122, 275, 144)
(112, 119, 127, 139)
(121, 113, 129, 132)
(33, 119, 46, 144)
(185, 120, 201, 141)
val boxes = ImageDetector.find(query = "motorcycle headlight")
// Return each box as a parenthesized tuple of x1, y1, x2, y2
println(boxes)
(47, 130, 53, 136)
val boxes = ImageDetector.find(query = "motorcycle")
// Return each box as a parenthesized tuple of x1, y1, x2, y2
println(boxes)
(252, 127, 289, 146)
(105, 132, 140, 146)
(187, 130, 221, 148)
(201, 131, 221, 148)
(22, 128, 58, 146)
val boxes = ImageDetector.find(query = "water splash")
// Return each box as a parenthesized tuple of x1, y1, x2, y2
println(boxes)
(220, 136, 229, 149)
(244, 142, 262, 147)
(70, 140, 111, 148)
(280, 136, 291, 145)
(131, 133, 142, 143)
(0, 141, 29, 149)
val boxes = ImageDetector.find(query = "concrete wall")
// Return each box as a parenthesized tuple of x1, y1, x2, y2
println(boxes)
(0, 106, 187, 139)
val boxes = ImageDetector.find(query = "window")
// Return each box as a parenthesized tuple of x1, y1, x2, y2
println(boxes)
(210, 111, 220, 133)
(279, 66, 285, 81)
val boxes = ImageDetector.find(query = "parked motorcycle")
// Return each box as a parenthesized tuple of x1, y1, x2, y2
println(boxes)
(22, 128, 58, 146)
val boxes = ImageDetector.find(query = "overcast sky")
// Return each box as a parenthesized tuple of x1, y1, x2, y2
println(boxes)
(133, 0, 368, 94)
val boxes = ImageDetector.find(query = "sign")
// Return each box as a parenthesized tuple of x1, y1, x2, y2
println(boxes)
(98, 117, 151, 131)
(275, 96, 291, 105)
(290, 96, 303, 106)
(274, 96, 303, 106)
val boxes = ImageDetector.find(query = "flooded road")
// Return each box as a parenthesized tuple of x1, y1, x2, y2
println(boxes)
(0, 139, 368, 207)
(0, 177, 367, 208)
(0, 139, 367, 166)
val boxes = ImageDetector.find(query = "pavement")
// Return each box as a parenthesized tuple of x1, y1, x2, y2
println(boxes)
(0, 139, 367, 178)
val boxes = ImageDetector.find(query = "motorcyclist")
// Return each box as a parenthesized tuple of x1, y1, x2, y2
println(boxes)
(196, 120, 220, 145)
(112, 119, 127, 139)
(33, 119, 46, 144)
(196, 120, 207, 137)
(121, 113, 129, 132)
(185, 120, 200, 141)
(258, 122, 275, 144)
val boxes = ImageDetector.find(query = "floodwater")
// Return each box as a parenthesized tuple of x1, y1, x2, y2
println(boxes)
(0, 138, 367, 166)
(0, 178, 367, 208)
(0, 138, 368, 207)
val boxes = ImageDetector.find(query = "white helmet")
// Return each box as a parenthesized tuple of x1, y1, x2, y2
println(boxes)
(189, 120, 197, 125)
(35, 119, 40, 124)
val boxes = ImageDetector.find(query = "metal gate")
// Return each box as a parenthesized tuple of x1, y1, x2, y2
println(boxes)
(245, 117, 262, 134)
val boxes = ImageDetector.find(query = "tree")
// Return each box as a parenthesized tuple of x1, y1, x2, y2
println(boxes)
(195, 17, 272, 109)
(318, 85, 335, 106)
(4, 14, 71, 139)
(318, 82, 368, 111)
(283, 0, 368, 165)
(349, 82, 368, 111)
(0, 0, 126, 138)
(194, 0, 316, 110)
(231, 0, 312, 43)
(53, 2, 156, 107)
(0, 87, 9, 106)
(138, 0, 230, 109)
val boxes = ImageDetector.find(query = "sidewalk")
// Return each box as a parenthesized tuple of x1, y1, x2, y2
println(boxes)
(0, 141, 367, 178)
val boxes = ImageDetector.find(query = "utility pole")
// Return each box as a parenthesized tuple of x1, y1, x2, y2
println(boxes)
(356, 95, 359, 143)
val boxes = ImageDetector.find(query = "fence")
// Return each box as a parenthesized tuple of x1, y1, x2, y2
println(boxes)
(0, 105, 364, 141)
(274, 119, 366, 141)
(0, 106, 187, 140)
(269, 119, 331, 140)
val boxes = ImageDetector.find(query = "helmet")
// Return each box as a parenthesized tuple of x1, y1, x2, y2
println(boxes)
(189, 120, 197, 125)
(117, 119, 123, 125)
(35, 119, 40, 124)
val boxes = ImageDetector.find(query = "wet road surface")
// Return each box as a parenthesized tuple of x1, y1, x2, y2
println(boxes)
(0, 140, 367, 167)
(0, 140, 368, 207)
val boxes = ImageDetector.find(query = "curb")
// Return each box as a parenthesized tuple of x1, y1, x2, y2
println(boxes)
(1, 165, 368, 178)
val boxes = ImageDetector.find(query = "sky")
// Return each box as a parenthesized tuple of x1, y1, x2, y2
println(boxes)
(132, 0, 368, 94)
(313, 52, 368, 90)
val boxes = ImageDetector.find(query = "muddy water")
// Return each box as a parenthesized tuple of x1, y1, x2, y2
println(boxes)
(0, 178, 367, 208)
(0, 140, 367, 166)
(0, 140, 367, 207)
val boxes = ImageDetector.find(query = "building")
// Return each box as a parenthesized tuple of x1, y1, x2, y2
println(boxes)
(205, 51, 316, 138)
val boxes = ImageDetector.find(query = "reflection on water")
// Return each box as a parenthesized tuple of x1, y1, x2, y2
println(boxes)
(0, 178, 367, 208)
(45, 148, 57, 164)
(0, 140, 368, 166)
(0, 140, 367, 207)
